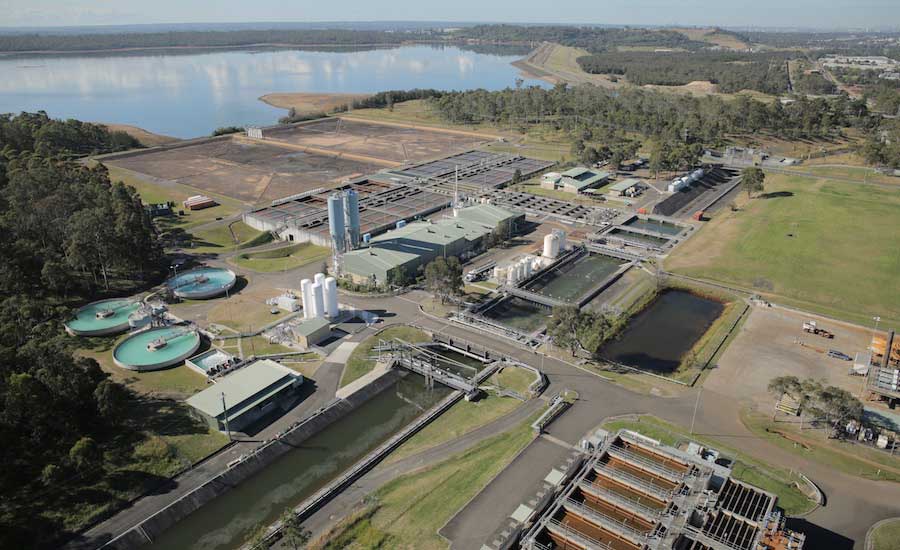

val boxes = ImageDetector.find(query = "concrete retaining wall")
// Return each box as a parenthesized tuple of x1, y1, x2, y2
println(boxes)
(102, 371, 405, 549)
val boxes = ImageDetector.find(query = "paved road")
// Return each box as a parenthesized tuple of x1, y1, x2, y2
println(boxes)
(73, 275, 900, 549)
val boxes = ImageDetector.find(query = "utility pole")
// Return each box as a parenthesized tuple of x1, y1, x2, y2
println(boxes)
(221, 392, 231, 441)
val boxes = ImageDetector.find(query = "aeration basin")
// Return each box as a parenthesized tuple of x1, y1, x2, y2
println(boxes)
(113, 326, 201, 371)
(167, 267, 236, 299)
(65, 299, 140, 336)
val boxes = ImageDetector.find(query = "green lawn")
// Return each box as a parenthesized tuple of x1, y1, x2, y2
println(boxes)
(231, 242, 330, 273)
(742, 411, 900, 482)
(318, 412, 538, 549)
(189, 221, 269, 253)
(871, 519, 900, 550)
(492, 366, 536, 395)
(600, 415, 816, 515)
(340, 325, 429, 388)
(667, 173, 900, 326)
(78, 337, 209, 399)
(242, 335, 296, 357)
(387, 394, 523, 463)
(105, 165, 243, 231)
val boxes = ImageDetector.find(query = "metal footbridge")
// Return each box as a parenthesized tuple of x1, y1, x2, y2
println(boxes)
(373, 339, 483, 398)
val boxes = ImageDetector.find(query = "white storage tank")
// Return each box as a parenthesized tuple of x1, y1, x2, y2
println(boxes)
(522, 258, 532, 277)
(543, 233, 560, 259)
(311, 282, 325, 319)
(506, 267, 517, 286)
(324, 277, 339, 318)
(300, 279, 313, 319)
(554, 229, 567, 252)
(314, 272, 325, 287)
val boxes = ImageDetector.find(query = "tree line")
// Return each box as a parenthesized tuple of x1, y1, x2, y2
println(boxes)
(0, 112, 160, 548)
(452, 25, 703, 51)
(0, 29, 424, 52)
(576, 51, 793, 94)
(427, 83, 870, 145)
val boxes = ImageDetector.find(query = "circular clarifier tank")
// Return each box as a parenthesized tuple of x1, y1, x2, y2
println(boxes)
(167, 267, 236, 299)
(65, 298, 140, 337)
(113, 326, 201, 371)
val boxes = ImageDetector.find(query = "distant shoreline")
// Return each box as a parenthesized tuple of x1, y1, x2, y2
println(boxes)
(0, 41, 414, 57)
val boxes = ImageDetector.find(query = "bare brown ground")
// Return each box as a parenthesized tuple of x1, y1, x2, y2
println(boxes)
(100, 123, 179, 147)
(643, 80, 719, 95)
(259, 92, 370, 115)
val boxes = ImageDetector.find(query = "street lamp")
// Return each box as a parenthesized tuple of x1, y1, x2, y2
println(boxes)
(873, 316, 881, 335)
(169, 264, 179, 278)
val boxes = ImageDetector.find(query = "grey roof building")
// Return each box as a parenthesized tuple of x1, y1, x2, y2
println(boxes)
(186, 359, 303, 433)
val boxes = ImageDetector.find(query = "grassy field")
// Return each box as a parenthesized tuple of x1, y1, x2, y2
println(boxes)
(387, 394, 523, 463)
(742, 411, 900, 483)
(871, 519, 900, 550)
(666, 173, 900, 326)
(206, 287, 296, 334)
(315, 413, 537, 549)
(231, 242, 330, 273)
(785, 164, 900, 186)
(492, 366, 535, 395)
(189, 221, 268, 253)
(340, 325, 429, 388)
(600, 415, 816, 515)
(105, 165, 243, 231)
(78, 337, 209, 398)
(241, 335, 296, 357)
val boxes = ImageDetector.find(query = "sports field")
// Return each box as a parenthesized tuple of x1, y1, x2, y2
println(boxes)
(666, 173, 900, 326)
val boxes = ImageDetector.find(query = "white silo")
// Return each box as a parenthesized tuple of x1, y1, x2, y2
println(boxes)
(506, 266, 517, 285)
(555, 230, 567, 252)
(300, 278, 313, 319)
(314, 272, 325, 287)
(311, 282, 325, 319)
(522, 258, 532, 277)
(324, 277, 339, 319)
(543, 233, 560, 259)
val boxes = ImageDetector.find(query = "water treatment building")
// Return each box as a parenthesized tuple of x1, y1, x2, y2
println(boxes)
(341, 204, 523, 286)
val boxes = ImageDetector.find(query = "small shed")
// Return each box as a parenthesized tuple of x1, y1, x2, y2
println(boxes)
(607, 178, 645, 197)
(292, 317, 331, 350)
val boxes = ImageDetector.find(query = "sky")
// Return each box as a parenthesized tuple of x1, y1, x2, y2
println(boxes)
(1, 0, 899, 30)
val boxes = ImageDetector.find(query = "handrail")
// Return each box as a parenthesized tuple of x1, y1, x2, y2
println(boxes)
(594, 462, 673, 501)
(578, 480, 662, 519)
(563, 497, 648, 543)
(607, 445, 684, 482)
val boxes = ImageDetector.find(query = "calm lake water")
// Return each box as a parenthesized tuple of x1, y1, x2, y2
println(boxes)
(0, 45, 542, 138)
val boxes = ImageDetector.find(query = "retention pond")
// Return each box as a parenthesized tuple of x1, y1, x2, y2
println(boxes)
(624, 217, 684, 236)
(482, 296, 551, 333)
(146, 373, 450, 550)
(600, 290, 724, 374)
(523, 253, 626, 303)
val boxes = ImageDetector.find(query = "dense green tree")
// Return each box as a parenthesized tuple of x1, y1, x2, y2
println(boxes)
(424, 257, 463, 304)
(741, 167, 766, 198)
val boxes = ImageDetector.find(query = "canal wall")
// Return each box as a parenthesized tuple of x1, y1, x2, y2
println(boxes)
(101, 370, 406, 550)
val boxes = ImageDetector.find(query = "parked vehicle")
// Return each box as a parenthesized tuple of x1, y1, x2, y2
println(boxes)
(828, 349, 852, 361)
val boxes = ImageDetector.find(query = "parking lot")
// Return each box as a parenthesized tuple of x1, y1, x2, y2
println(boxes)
(706, 305, 874, 409)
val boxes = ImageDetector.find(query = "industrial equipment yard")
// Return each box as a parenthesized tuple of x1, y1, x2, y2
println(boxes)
(6, 18, 900, 550)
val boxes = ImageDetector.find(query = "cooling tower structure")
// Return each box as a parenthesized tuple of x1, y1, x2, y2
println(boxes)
(343, 189, 361, 250)
(327, 193, 346, 254)
(324, 277, 339, 318)
(300, 278, 313, 319)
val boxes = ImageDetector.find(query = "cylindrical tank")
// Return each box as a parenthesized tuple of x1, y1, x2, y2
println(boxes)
(311, 282, 325, 319)
(300, 278, 313, 319)
(555, 230, 567, 252)
(522, 258, 532, 277)
(327, 193, 346, 253)
(543, 233, 560, 259)
(343, 189, 361, 250)
(324, 277, 339, 318)
(314, 272, 325, 287)
(506, 266, 517, 285)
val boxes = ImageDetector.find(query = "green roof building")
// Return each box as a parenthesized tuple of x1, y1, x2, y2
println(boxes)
(186, 359, 303, 433)
(342, 204, 523, 286)
(543, 167, 612, 194)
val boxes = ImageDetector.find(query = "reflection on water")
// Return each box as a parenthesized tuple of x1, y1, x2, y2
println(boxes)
(0, 46, 544, 138)
(601, 290, 724, 373)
